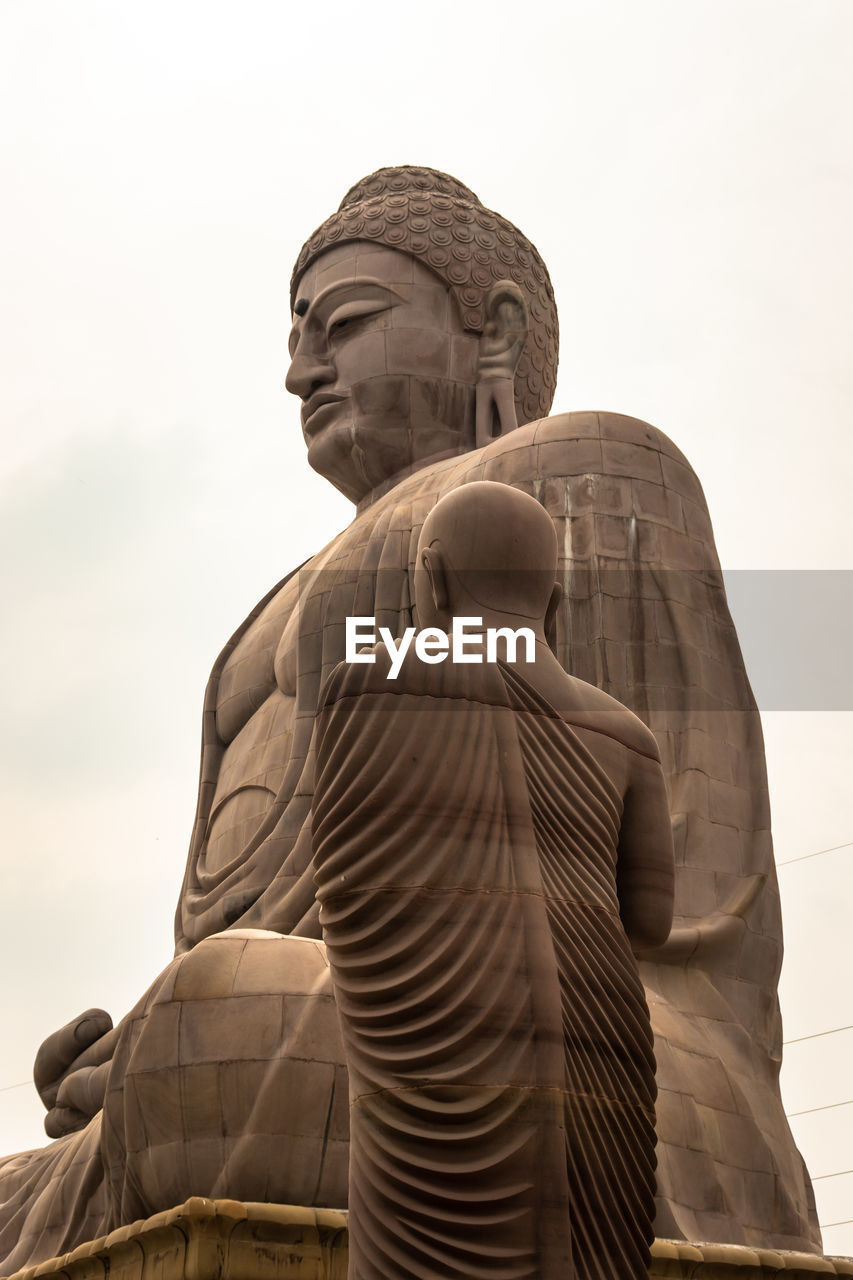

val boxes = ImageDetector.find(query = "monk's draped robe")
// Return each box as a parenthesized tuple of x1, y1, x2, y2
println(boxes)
(313, 647, 660, 1280)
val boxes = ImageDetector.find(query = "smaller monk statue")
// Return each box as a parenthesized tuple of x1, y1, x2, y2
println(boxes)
(312, 480, 676, 1280)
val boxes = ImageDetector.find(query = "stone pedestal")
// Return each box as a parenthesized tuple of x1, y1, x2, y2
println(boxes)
(5, 1202, 851, 1280)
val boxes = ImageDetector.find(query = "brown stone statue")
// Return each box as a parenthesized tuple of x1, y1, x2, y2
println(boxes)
(313, 481, 675, 1279)
(0, 166, 820, 1273)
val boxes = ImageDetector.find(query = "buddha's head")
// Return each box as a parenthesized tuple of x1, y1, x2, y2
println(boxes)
(286, 167, 559, 503)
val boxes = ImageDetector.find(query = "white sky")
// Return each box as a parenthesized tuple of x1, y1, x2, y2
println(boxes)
(1, 0, 851, 1255)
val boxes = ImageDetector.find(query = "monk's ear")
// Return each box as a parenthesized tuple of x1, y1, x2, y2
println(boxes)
(475, 282, 529, 447)
(421, 548, 448, 611)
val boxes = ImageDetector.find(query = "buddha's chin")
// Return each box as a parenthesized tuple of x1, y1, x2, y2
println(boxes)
(307, 420, 413, 505)
(307, 418, 475, 506)
(306, 432, 365, 504)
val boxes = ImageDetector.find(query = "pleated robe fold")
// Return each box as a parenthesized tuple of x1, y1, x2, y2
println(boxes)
(312, 647, 657, 1280)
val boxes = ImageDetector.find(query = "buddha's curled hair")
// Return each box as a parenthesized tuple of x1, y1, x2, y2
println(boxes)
(291, 165, 559, 428)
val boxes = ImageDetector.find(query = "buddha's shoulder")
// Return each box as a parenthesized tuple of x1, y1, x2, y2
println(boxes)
(458, 410, 705, 505)
(511, 409, 694, 463)
(359, 409, 707, 521)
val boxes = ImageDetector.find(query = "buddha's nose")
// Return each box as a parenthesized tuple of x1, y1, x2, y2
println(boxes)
(285, 352, 335, 400)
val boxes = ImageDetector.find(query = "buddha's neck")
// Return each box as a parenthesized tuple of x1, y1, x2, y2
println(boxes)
(355, 446, 474, 516)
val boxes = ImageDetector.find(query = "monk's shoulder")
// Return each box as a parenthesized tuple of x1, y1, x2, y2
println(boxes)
(563, 675, 660, 762)
(320, 642, 503, 710)
(318, 644, 395, 708)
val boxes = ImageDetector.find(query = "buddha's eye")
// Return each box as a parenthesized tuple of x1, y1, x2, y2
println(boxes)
(329, 312, 374, 339)
(325, 295, 393, 341)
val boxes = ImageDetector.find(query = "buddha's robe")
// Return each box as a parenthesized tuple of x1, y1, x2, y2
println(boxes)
(313, 647, 662, 1280)
(0, 411, 820, 1272)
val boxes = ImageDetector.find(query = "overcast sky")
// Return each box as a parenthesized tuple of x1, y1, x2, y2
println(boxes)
(1, 0, 851, 1255)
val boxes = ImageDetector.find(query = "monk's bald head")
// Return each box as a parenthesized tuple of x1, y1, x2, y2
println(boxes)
(417, 482, 558, 623)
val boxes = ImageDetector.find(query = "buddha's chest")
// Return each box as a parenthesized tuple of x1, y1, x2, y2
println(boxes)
(202, 566, 328, 877)
(211, 461, 454, 748)
(213, 572, 303, 746)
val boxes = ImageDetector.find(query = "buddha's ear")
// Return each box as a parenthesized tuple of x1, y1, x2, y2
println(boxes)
(475, 282, 530, 447)
(421, 547, 449, 612)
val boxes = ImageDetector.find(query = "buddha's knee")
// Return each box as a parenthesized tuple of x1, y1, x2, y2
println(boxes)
(115, 930, 339, 1087)
(103, 931, 348, 1216)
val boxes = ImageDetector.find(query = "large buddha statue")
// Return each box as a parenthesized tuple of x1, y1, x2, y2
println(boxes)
(0, 167, 820, 1273)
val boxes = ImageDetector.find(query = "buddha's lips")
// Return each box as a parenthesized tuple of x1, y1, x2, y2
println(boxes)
(302, 393, 346, 435)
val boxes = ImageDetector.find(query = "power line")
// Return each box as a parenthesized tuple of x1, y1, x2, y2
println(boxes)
(784, 1024, 853, 1045)
(777, 840, 852, 868)
(787, 1099, 853, 1118)
(0, 1081, 30, 1093)
(813, 1169, 853, 1181)
(821, 1219, 853, 1229)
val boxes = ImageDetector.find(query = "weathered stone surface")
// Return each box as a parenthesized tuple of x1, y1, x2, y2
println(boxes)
(3, 1202, 349, 1280)
(5, 1205, 851, 1280)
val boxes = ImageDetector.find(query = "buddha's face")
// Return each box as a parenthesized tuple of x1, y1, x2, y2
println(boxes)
(286, 243, 480, 503)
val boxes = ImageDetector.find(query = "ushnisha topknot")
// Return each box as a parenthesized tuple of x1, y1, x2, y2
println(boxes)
(291, 165, 559, 428)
